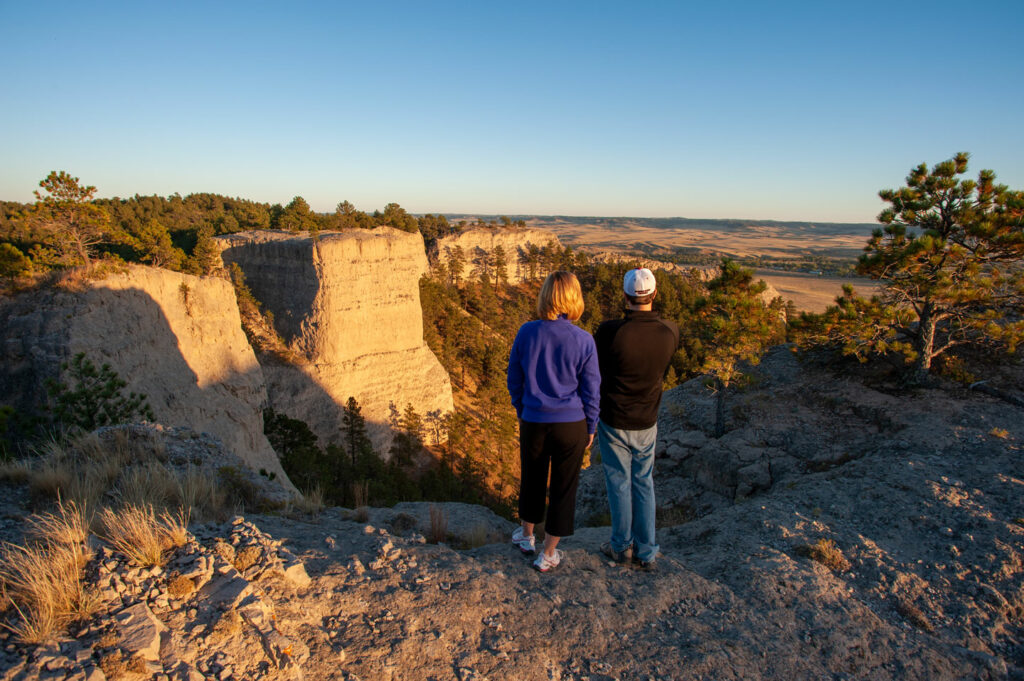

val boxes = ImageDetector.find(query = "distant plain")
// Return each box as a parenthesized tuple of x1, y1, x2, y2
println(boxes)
(518, 215, 883, 312)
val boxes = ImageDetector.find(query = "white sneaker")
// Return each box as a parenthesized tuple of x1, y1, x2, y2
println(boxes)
(511, 527, 535, 554)
(533, 548, 564, 573)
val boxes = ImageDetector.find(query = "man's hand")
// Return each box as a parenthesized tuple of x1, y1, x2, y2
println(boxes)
(587, 433, 595, 450)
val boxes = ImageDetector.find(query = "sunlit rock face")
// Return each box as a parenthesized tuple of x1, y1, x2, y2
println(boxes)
(0, 264, 293, 490)
(431, 227, 561, 284)
(217, 229, 454, 453)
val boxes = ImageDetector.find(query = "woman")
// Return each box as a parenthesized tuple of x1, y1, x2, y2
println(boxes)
(507, 271, 600, 572)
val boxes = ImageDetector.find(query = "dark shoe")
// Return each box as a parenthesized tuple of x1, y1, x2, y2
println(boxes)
(635, 558, 656, 572)
(600, 541, 633, 564)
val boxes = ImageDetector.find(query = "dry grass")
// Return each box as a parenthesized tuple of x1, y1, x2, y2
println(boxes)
(232, 546, 262, 573)
(97, 504, 188, 567)
(116, 462, 179, 510)
(24, 498, 90, 546)
(351, 480, 369, 509)
(795, 538, 852, 572)
(24, 429, 235, 524)
(28, 461, 73, 500)
(895, 597, 935, 632)
(463, 524, 488, 549)
(656, 504, 696, 527)
(166, 574, 196, 599)
(428, 505, 448, 544)
(206, 609, 243, 644)
(0, 459, 32, 484)
(0, 500, 102, 644)
(287, 487, 324, 517)
(175, 466, 228, 523)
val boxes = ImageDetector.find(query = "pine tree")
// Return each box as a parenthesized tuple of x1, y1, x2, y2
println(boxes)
(447, 245, 465, 287)
(28, 171, 118, 267)
(696, 259, 783, 436)
(46, 353, 155, 431)
(0, 243, 31, 284)
(492, 244, 508, 291)
(188, 225, 221, 275)
(342, 396, 373, 467)
(809, 153, 1024, 381)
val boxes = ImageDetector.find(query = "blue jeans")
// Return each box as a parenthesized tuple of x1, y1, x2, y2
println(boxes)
(598, 420, 659, 562)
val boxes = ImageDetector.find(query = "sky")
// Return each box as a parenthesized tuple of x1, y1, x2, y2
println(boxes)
(1, 1, 1022, 223)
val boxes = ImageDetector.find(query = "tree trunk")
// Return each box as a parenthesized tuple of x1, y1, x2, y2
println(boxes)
(714, 377, 727, 438)
(911, 304, 937, 383)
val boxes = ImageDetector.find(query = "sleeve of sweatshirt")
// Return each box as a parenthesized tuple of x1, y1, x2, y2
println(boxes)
(507, 328, 524, 418)
(578, 336, 602, 434)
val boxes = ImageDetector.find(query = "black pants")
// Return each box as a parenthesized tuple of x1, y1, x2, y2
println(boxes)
(518, 419, 587, 537)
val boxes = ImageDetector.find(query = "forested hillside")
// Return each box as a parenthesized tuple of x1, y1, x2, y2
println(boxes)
(0, 176, 523, 280)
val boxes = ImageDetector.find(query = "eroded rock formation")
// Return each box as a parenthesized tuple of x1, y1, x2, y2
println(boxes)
(431, 227, 561, 284)
(217, 229, 454, 451)
(0, 265, 292, 488)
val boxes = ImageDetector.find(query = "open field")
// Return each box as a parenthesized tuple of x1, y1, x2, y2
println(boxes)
(753, 269, 880, 313)
(518, 215, 878, 260)
(524, 215, 880, 312)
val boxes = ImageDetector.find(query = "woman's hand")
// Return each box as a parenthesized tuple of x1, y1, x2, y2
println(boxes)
(587, 433, 595, 450)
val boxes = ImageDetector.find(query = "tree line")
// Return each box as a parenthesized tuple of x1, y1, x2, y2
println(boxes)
(0, 173, 467, 283)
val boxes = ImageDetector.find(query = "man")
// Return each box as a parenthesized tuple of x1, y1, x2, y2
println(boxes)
(593, 267, 679, 570)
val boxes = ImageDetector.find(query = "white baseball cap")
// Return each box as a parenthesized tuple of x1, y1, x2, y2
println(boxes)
(623, 267, 656, 296)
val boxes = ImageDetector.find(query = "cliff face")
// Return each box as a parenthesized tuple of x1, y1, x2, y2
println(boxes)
(217, 229, 454, 451)
(432, 227, 560, 284)
(0, 265, 292, 489)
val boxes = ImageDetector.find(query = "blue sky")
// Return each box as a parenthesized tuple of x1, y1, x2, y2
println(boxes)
(2, 1, 1021, 222)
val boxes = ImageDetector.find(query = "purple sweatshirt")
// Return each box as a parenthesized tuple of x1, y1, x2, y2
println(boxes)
(507, 317, 601, 433)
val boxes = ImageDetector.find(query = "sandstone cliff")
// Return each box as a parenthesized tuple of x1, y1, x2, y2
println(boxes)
(432, 227, 561, 284)
(0, 265, 292, 488)
(217, 229, 454, 451)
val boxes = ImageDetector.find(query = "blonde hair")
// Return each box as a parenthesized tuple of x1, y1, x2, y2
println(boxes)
(537, 271, 584, 321)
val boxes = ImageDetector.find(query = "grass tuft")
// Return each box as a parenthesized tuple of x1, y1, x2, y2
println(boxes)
(116, 462, 179, 510)
(0, 459, 32, 484)
(795, 538, 851, 572)
(427, 505, 448, 544)
(0, 500, 101, 644)
(895, 597, 935, 632)
(288, 487, 324, 517)
(97, 504, 188, 567)
(175, 465, 228, 523)
(989, 427, 1010, 440)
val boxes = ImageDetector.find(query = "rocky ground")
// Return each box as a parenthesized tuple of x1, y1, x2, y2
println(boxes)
(1, 350, 1022, 680)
